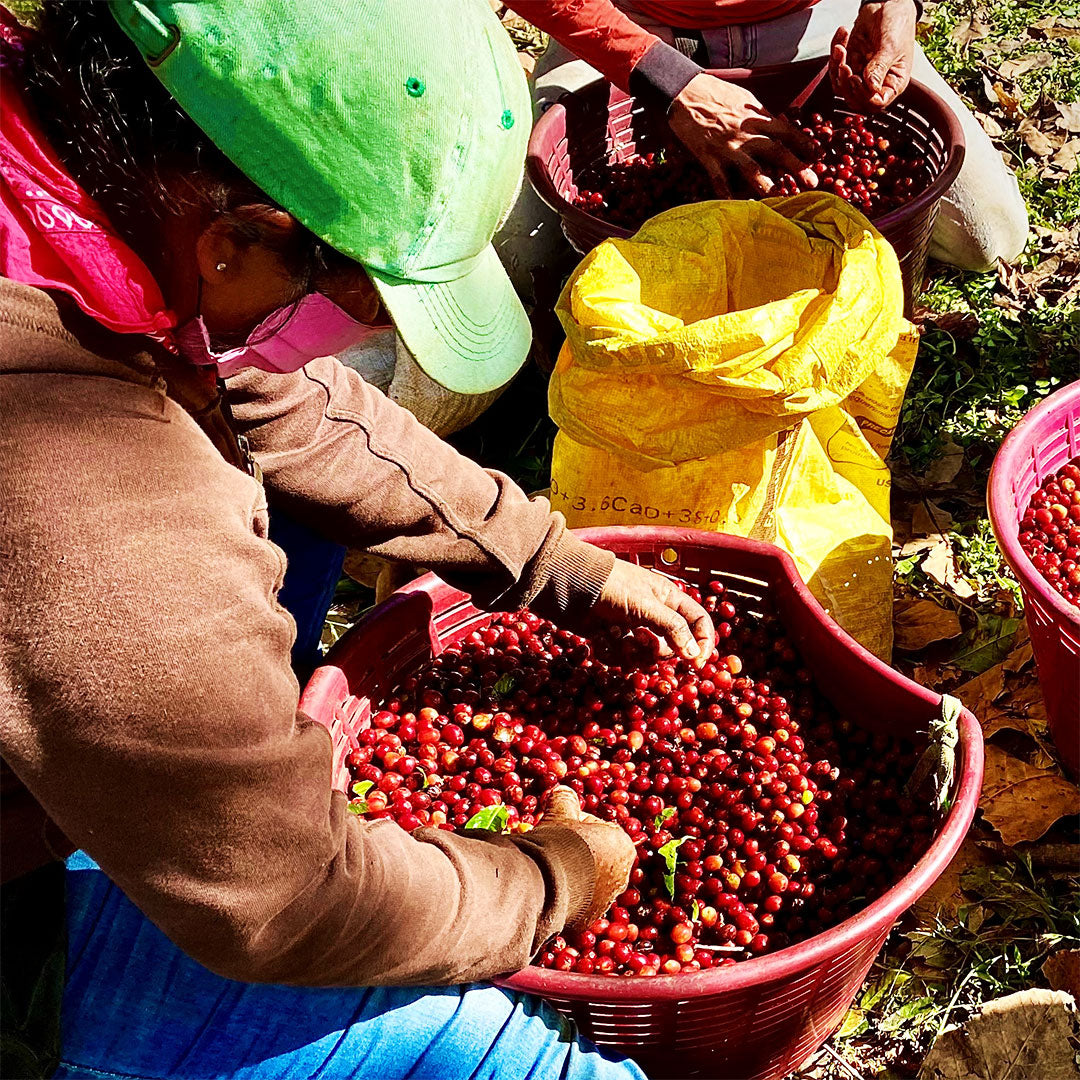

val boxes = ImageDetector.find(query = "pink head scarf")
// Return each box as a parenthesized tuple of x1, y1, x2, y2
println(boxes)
(0, 8, 176, 336)
(1, 11, 386, 374)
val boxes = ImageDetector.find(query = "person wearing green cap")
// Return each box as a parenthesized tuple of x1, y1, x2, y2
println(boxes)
(0, 3, 721, 1078)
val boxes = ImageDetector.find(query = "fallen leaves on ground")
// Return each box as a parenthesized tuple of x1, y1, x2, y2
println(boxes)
(912, 498, 955, 536)
(954, 665, 1006, 717)
(919, 989, 1080, 1079)
(894, 598, 964, 652)
(1043, 950, 1080, 1001)
(912, 835, 995, 923)
(979, 744, 1080, 845)
(922, 537, 979, 600)
(944, 614, 1023, 674)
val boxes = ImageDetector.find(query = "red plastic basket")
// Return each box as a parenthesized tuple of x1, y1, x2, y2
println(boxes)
(988, 381, 1080, 776)
(301, 528, 983, 1080)
(526, 59, 965, 313)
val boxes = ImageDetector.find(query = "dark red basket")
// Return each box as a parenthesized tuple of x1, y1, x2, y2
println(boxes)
(989, 381, 1080, 776)
(527, 60, 965, 313)
(301, 528, 982, 1080)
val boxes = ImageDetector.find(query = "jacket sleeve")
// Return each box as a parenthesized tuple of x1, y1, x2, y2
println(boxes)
(505, 0, 703, 107)
(505, 0, 659, 89)
(224, 356, 614, 622)
(0, 375, 595, 986)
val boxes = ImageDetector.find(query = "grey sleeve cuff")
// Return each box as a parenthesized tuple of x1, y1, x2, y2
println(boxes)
(526, 527, 616, 624)
(628, 40, 702, 114)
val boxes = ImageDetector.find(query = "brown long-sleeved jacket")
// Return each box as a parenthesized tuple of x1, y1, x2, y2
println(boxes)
(0, 277, 617, 986)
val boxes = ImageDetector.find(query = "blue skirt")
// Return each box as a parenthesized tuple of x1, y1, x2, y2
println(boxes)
(55, 854, 644, 1080)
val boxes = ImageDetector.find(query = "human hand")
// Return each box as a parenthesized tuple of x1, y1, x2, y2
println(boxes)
(590, 558, 716, 668)
(668, 72, 818, 195)
(830, 0, 917, 111)
(534, 786, 636, 930)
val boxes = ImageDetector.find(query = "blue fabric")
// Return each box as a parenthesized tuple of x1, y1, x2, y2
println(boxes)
(267, 510, 347, 676)
(56, 854, 645, 1080)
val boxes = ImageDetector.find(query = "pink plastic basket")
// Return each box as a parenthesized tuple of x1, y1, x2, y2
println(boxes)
(526, 60, 965, 314)
(301, 528, 983, 1080)
(988, 381, 1080, 776)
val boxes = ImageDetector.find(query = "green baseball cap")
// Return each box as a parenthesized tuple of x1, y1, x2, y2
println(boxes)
(111, 0, 531, 393)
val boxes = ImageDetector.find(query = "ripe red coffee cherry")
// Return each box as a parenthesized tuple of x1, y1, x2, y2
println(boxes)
(348, 585, 931, 976)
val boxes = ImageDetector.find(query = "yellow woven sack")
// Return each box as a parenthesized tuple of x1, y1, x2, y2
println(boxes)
(548, 194, 919, 660)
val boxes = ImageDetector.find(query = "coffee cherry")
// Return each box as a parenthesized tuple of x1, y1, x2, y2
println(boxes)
(346, 577, 932, 976)
(1019, 456, 1080, 609)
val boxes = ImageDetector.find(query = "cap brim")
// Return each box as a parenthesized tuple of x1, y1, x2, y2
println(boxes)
(368, 245, 531, 395)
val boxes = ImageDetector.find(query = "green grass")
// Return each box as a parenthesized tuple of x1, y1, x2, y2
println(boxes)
(920, 0, 1080, 228)
(831, 852, 1080, 1073)
(951, 518, 1025, 607)
(896, 281, 1076, 474)
(893, 1, 1080, 478)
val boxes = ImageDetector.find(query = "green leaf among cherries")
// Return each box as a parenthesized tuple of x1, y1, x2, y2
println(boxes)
(348, 780, 375, 814)
(493, 674, 516, 699)
(464, 804, 510, 832)
(659, 836, 687, 901)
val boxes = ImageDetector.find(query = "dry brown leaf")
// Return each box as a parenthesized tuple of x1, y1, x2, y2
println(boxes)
(992, 81, 1022, 119)
(925, 310, 980, 337)
(997, 260, 1025, 299)
(1032, 746, 1059, 770)
(977, 111, 1005, 138)
(980, 744, 1080, 845)
(912, 663, 940, 688)
(919, 989, 1080, 1080)
(994, 37, 1026, 55)
(1052, 138, 1080, 173)
(956, 665, 1007, 718)
(1058, 101, 1080, 132)
(1008, 679, 1048, 715)
(913, 498, 955, 535)
(1043, 950, 1080, 1000)
(1022, 255, 1063, 289)
(911, 835, 994, 924)
(1019, 118, 1061, 158)
(1003, 641, 1034, 673)
(925, 436, 966, 485)
(982, 707, 1029, 739)
(951, 18, 991, 46)
(901, 535, 943, 557)
(1021, 697, 1051, 736)
(894, 598, 964, 652)
(1030, 15, 1080, 33)
(999, 55, 1041, 80)
(922, 539, 978, 600)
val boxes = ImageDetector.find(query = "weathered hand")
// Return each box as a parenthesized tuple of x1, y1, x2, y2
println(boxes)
(669, 72, 818, 195)
(534, 786, 636, 930)
(591, 558, 716, 668)
(830, 0, 917, 111)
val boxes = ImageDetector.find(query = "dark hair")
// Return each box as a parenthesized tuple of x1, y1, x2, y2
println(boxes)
(20, 1, 352, 285)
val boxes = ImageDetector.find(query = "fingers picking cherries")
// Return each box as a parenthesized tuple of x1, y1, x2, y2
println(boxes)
(572, 111, 926, 228)
(346, 577, 932, 976)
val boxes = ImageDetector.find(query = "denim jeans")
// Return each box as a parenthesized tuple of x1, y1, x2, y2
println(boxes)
(267, 510, 347, 678)
(54, 853, 644, 1080)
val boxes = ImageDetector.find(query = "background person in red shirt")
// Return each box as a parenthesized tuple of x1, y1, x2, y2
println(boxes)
(497, 0, 1028, 296)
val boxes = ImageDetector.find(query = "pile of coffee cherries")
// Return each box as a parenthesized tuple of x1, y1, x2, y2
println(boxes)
(346, 579, 933, 976)
(572, 110, 928, 228)
(573, 149, 712, 230)
(1018, 456, 1080, 608)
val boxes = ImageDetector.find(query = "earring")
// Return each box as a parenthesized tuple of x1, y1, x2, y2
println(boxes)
(215, 262, 227, 272)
